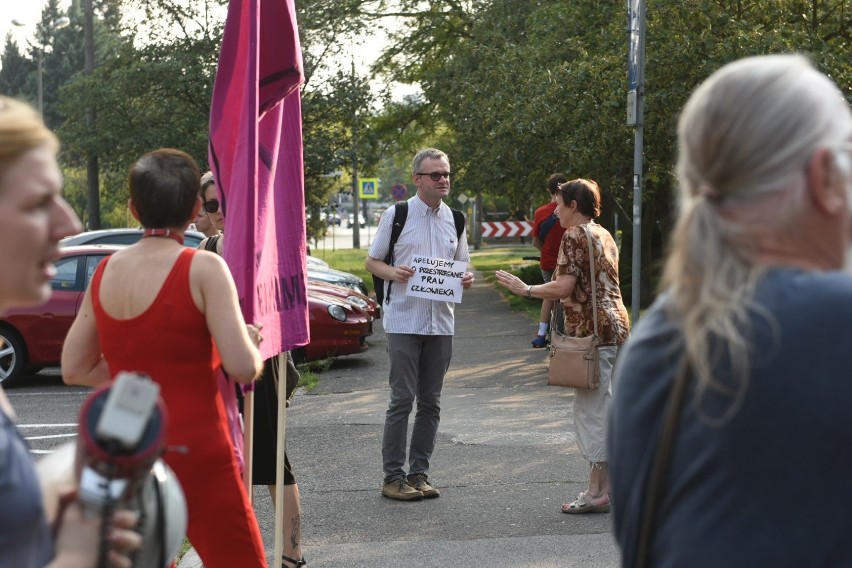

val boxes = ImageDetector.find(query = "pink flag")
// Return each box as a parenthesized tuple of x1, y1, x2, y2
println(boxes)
(208, 0, 308, 358)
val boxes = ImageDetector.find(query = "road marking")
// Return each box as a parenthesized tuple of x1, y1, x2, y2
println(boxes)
(24, 433, 77, 441)
(17, 423, 77, 428)
(6, 391, 87, 396)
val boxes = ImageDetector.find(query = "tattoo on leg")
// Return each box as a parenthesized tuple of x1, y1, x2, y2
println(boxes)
(290, 515, 301, 549)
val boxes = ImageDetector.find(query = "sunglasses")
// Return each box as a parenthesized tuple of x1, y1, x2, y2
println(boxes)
(203, 199, 220, 214)
(416, 171, 454, 182)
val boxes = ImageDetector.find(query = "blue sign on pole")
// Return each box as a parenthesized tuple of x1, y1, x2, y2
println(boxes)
(391, 183, 407, 201)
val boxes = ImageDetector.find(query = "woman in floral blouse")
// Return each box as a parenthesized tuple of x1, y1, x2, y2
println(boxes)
(496, 178, 629, 514)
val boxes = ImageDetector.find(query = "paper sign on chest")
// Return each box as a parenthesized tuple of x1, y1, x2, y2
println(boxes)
(406, 256, 466, 303)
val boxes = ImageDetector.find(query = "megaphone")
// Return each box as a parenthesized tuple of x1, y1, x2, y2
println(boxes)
(44, 372, 188, 568)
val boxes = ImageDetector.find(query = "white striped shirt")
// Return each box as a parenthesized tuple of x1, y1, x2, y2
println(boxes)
(368, 195, 470, 335)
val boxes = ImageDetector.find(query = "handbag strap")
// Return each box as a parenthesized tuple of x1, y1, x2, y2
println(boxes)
(581, 224, 599, 339)
(635, 357, 690, 568)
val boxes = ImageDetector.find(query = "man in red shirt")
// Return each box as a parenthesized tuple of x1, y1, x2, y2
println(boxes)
(530, 173, 568, 347)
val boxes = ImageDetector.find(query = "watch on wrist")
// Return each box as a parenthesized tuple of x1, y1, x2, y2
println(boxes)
(526, 285, 532, 298)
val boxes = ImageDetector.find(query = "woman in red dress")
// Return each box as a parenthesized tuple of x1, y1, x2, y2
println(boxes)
(62, 149, 267, 568)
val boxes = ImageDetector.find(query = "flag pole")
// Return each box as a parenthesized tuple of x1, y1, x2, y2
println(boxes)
(242, 390, 255, 501)
(274, 352, 288, 566)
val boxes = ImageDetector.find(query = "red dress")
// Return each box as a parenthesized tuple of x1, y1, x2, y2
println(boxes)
(91, 248, 266, 568)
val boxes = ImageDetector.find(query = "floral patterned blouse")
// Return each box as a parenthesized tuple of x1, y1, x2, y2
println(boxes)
(554, 222, 630, 345)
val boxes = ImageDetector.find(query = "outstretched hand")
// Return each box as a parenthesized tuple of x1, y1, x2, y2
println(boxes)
(494, 270, 526, 296)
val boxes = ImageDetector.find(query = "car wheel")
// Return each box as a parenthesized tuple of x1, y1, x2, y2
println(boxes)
(0, 326, 26, 386)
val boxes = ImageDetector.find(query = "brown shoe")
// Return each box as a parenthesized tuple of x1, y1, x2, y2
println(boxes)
(382, 479, 423, 501)
(407, 473, 440, 499)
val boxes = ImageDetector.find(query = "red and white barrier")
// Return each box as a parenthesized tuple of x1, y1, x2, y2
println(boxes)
(480, 221, 532, 238)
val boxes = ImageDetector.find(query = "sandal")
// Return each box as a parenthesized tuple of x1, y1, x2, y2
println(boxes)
(561, 492, 610, 514)
(282, 554, 307, 567)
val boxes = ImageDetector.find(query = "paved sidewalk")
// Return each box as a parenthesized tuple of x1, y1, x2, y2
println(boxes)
(180, 268, 621, 568)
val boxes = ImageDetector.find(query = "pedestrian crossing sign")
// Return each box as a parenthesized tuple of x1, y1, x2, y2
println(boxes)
(359, 178, 379, 199)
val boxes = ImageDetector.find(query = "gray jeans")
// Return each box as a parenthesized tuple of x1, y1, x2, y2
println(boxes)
(382, 333, 453, 482)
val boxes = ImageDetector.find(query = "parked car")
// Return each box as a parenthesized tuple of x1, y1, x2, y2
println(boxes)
(0, 246, 371, 385)
(60, 228, 207, 248)
(306, 255, 330, 269)
(0, 245, 120, 385)
(307, 266, 368, 296)
(294, 290, 371, 363)
(308, 281, 379, 321)
(321, 209, 341, 226)
(347, 213, 366, 229)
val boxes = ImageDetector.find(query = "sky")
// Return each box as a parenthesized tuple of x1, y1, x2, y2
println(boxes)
(0, 0, 417, 99)
(0, 0, 72, 50)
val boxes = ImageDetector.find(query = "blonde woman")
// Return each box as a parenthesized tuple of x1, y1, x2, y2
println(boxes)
(0, 96, 140, 567)
(610, 55, 852, 566)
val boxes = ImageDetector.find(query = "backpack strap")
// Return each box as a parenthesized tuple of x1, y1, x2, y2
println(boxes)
(451, 208, 465, 241)
(374, 202, 409, 305)
(539, 214, 558, 241)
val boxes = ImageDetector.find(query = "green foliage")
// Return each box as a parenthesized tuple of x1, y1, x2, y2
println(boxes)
(359, 0, 852, 307)
(294, 363, 321, 390)
(5, 0, 850, 295)
(311, 248, 372, 290)
(0, 35, 33, 101)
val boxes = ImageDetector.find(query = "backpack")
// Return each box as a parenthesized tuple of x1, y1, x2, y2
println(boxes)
(539, 214, 559, 241)
(373, 201, 466, 306)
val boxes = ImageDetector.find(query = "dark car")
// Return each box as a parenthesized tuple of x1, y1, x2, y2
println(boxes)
(307, 266, 368, 296)
(60, 228, 207, 249)
(0, 246, 370, 385)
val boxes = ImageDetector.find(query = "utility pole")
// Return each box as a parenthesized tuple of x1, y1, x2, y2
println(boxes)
(84, 0, 100, 230)
(627, 0, 646, 323)
(350, 55, 360, 249)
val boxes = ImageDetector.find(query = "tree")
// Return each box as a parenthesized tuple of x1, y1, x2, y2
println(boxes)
(58, 0, 223, 226)
(360, 0, 852, 306)
(0, 34, 32, 99)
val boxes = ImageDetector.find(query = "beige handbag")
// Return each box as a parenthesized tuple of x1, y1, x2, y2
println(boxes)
(547, 224, 601, 389)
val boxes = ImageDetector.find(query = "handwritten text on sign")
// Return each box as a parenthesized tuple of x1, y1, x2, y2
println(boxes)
(406, 257, 466, 303)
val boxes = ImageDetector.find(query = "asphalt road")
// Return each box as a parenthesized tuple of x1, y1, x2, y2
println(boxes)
(8, 268, 622, 568)
(240, 269, 621, 568)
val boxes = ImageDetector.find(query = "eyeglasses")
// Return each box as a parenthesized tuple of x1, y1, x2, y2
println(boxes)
(416, 171, 453, 182)
(203, 199, 220, 214)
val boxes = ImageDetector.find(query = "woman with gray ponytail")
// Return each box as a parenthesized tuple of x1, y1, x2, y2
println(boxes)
(610, 54, 852, 567)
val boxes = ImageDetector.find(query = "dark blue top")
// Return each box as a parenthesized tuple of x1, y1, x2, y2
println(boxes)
(611, 268, 852, 567)
(0, 408, 52, 568)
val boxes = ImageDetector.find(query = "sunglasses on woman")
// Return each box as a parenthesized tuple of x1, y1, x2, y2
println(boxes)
(203, 199, 220, 214)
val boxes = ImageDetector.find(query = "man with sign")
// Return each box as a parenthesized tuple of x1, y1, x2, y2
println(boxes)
(365, 148, 474, 502)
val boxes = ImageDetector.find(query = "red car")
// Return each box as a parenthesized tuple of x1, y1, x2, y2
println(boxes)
(0, 245, 371, 385)
(295, 290, 371, 363)
(307, 281, 379, 320)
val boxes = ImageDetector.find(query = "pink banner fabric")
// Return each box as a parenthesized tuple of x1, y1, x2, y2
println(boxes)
(208, 0, 308, 358)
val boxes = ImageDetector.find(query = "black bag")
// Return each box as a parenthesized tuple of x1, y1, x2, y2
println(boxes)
(373, 202, 466, 306)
